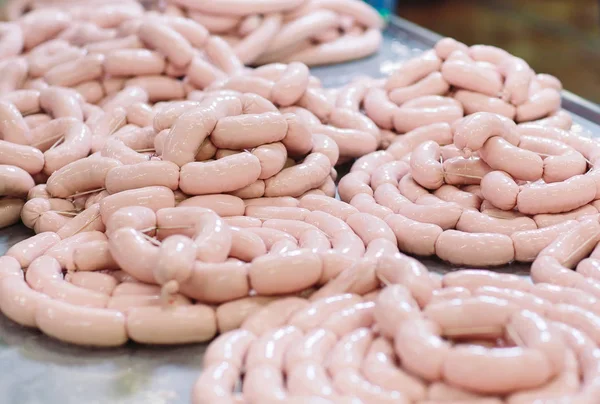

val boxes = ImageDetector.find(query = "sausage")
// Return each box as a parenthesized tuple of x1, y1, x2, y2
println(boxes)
(435, 230, 515, 266)
(249, 249, 322, 295)
(180, 152, 261, 195)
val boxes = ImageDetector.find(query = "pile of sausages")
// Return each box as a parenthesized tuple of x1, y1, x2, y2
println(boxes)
(158, 0, 384, 66)
(3, 0, 600, 402)
(190, 217, 600, 403)
(362, 37, 563, 133)
(339, 110, 600, 267)
(0, 7, 244, 101)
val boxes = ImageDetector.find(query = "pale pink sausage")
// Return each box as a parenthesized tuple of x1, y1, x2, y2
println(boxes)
(108, 227, 158, 284)
(46, 156, 121, 199)
(127, 304, 216, 344)
(442, 59, 502, 96)
(442, 346, 553, 394)
(5, 232, 61, 268)
(443, 269, 531, 292)
(245, 206, 309, 221)
(453, 112, 519, 152)
(408, 185, 440, 206)
(386, 50, 442, 90)
(0, 140, 44, 175)
(456, 209, 537, 236)
(299, 194, 358, 221)
(454, 90, 516, 119)
(287, 293, 363, 332)
(376, 253, 433, 307)
(374, 183, 462, 230)
(517, 174, 596, 215)
(509, 309, 566, 373)
(319, 124, 378, 158)
(435, 230, 515, 266)
(319, 301, 375, 337)
(251, 142, 288, 180)
(516, 88, 561, 122)
(241, 364, 287, 403)
(433, 184, 481, 210)
(243, 228, 293, 250)
(351, 151, 394, 176)
(363, 337, 427, 401)
(105, 161, 180, 194)
(394, 318, 449, 381)
(425, 295, 519, 338)
(212, 111, 287, 149)
(374, 284, 420, 338)
(26, 255, 108, 308)
(100, 186, 175, 223)
(479, 136, 543, 181)
(538, 217, 600, 268)
(435, 38, 469, 59)
(203, 328, 256, 369)
(480, 171, 519, 211)
(138, 21, 193, 68)
(178, 194, 245, 216)
(389, 72, 449, 105)
(191, 362, 240, 404)
(327, 327, 374, 377)
(249, 249, 322, 295)
(125, 76, 185, 102)
(56, 203, 105, 239)
(155, 207, 232, 262)
(333, 367, 408, 404)
(72, 240, 118, 272)
(0, 165, 35, 198)
(229, 226, 267, 262)
(68, 272, 117, 296)
(281, 112, 314, 157)
(385, 213, 442, 256)
(179, 260, 249, 303)
(474, 286, 550, 315)
(242, 297, 308, 336)
(36, 299, 127, 346)
(311, 133, 340, 167)
(105, 205, 157, 237)
(284, 328, 337, 372)
(443, 156, 493, 186)
(105, 49, 166, 77)
(245, 325, 303, 370)
(511, 220, 580, 262)
(410, 141, 444, 189)
(44, 54, 105, 88)
(180, 152, 261, 195)
(350, 193, 394, 220)
(346, 212, 396, 246)
(363, 87, 396, 130)
(370, 161, 410, 191)
(338, 171, 372, 202)
(264, 153, 331, 197)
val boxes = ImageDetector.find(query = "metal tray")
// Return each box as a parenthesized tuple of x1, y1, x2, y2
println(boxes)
(1, 16, 599, 404)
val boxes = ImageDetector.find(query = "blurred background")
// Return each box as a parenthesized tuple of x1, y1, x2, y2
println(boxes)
(395, 0, 600, 103)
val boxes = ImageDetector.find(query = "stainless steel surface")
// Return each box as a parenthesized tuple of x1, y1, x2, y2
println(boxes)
(1, 16, 599, 404)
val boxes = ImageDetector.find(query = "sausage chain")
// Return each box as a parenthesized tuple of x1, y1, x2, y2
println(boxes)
(206, 64, 382, 160)
(343, 108, 600, 267)
(0, 8, 242, 102)
(156, 0, 384, 66)
(360, 38, 563, 134)
(194, 270, 600, 403)
(0, 197, 422, 346)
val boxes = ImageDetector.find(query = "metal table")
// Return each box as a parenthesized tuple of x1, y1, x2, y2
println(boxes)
(1, 16, 599, 404)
